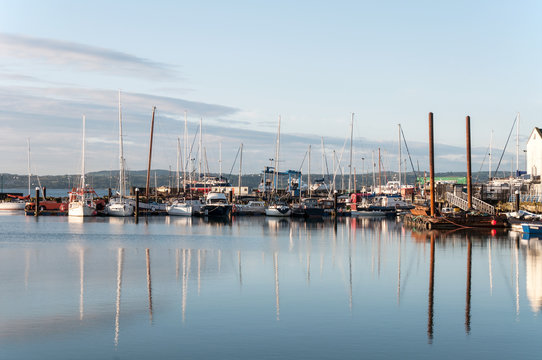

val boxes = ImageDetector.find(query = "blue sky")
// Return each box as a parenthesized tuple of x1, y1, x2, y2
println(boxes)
(0, 0, 540, 176)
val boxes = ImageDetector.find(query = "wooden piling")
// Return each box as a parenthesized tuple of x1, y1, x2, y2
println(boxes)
(428, 113, 435, 217)
(466, 116, 472, 209)
(35, 187, 40, 217)
(135, 188, 140, 223)
(43, 186, 47, 199)
(333, 190, 338, 217)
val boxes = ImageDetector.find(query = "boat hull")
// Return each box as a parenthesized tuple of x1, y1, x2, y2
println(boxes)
(106, 203, 134, 217)
(68, 202, 97, 217)
(202, 205, 232, 217)
(521, 223, 542, 235)
(167, 203, 193, 216)
(0, 202, 25, 210)
(265, 207, 291, 217)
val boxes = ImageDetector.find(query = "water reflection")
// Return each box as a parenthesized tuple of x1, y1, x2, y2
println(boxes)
(523, 238, 542, 312)
(427, 233, 435, 343)
(1, 216, 541, 359)
(114, 248, 124, 347)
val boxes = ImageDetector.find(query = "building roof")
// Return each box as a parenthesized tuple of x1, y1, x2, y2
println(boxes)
(528, 127, 542, 144)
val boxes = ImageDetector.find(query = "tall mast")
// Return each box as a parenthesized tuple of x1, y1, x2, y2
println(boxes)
(183, 110, 188, 191)
(348, 113, 354, 192)
(118, 91, 125, 198)
(332, 149, 336, 193)
(145, 107, 156, 201)
(516, 113, 519, 176)
(308, 144, 311, 198)
(372, 150, 376, 191)
(378, 148, 381, 194)
(274, 116, 281, 192)
(27, 138, 31, 196)
(154, 171, 158, 202)
(238, 143, 243, 196)
(353, 167, 357, 193)
(81, 115, 86, 189)
(398, 124, 402, 187)
(219, 142, 222, 180)
(321, 137, 325, 182)
(176, 137, 181, 193)
(489, 130, 493, 180)
(198, 118, 203, 181)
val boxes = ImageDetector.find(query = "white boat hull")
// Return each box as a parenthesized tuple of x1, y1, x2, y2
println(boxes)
(265, 207, 291, 217)
(68, 202, 96, 217)
(106, 202, 134, 217)
(167, 203, 193, 216)
(0, 202, 25, 210)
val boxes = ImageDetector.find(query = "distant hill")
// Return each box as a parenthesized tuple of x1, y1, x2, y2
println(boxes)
(0, 170, 493, 191)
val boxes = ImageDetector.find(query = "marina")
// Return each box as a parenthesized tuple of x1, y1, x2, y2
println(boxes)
(1, 2, 540, 358)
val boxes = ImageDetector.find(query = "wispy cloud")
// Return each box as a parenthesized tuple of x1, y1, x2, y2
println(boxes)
(0, 33, 177, 79)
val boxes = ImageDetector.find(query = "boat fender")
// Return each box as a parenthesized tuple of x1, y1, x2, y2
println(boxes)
(350, 193, 357, 204)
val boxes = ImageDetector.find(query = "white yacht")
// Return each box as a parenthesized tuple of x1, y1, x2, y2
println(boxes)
(68, 188, 97, 217)
(69, 115, 97, 217)
(167, 199, 201, 216)
(106, 91, 134, 217)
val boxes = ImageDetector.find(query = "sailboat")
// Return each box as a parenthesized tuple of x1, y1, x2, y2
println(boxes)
(68, 115, 97, 217)
(167, 113, 198, 216)
(265, 116, 291, 217)
(106, 91, 135, 217)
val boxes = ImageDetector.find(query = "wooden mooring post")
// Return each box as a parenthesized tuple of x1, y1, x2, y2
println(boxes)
(428, 112, 435, 217)
(135, 188, 140, 224)
(34, 187, 40, 217)
(466, 116, 472, 210)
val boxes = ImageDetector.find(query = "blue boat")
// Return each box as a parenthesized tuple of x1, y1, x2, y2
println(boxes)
(521, 223, 542, 234)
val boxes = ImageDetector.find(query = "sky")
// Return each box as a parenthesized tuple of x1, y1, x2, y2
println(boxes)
(0, 0, 540, 177)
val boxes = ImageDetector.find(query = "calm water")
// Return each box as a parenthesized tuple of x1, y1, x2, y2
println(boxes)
(0, 214, 541, 359)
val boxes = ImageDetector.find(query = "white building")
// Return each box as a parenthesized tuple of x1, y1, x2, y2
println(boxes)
(526, 127, 542, 178)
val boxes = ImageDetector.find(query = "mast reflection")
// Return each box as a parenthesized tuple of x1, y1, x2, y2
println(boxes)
(427, 232, 435, 343)
(114, 248, 124, 347)
(79, 247, 85, 321)
(274, 251, 280, 321)
(146, 248, 153, 323)
(465, 237, 472, 335)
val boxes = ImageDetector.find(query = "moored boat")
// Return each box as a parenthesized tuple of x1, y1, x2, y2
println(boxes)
(201, 192, 232, 217)
(69, 115, 96, 217)
(68, 187, 97, 217)
(105, 91, 134, 217)
(233, 200, 266, 215)
(167, 199, 196, 216)
(292, 198, 324, 218)
(265, 202, 291, 217)
(0, 194, 27, 211)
